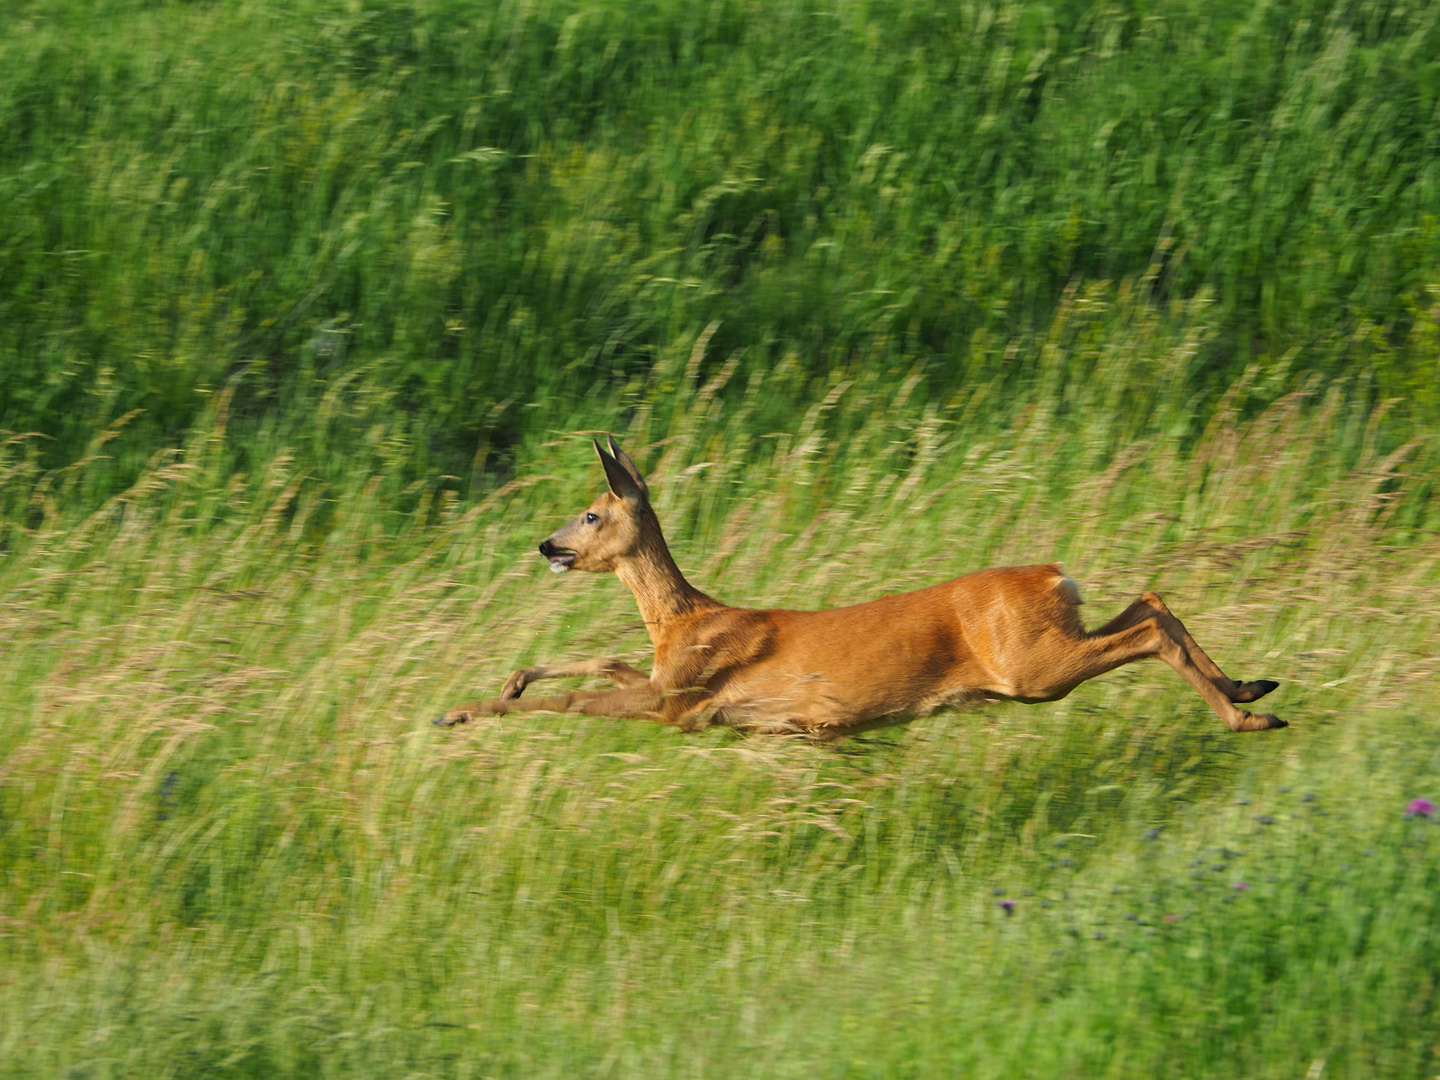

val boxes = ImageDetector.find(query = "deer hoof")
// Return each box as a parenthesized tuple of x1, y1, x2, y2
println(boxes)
(1233, 679, 1280, 703)
(434, 710, 469, 727)
(1231, 710, 1286, 732)
(500, 671, 530, 700)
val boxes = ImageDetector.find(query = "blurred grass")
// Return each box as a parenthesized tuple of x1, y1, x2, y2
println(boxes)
(4, 0, 1440, 1075)
(2, 0, 1439, 505)
(3, 364, 1439, 1076)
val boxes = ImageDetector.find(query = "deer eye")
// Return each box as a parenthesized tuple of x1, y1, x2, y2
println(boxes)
(584, 512, 599, 524)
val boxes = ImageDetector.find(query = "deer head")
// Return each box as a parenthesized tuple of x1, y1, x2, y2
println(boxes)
(538, 437, 653, 574)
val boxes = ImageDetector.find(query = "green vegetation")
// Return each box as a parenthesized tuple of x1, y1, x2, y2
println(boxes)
(2, 0, 1439, 1076)
(4, 0, 1440, 498)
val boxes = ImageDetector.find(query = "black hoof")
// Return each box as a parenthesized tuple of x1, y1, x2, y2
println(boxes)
(1234, 679, 1280, 703)
(433, 712, 462, 727)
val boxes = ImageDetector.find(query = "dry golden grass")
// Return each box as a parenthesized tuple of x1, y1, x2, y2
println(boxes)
(3, 376, 1438, 1076)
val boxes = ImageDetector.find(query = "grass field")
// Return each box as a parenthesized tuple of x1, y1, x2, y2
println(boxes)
(3, 0, 1440, 1077)
(4, 377, 1439, 1077)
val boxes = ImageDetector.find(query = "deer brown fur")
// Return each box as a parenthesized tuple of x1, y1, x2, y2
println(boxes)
(435, 437, 1285, 738)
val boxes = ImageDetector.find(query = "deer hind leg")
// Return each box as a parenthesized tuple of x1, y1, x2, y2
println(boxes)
(499, 658, 651, 700)
(1090, 593, 1279, 705)
(1076, 594, 1284, 732)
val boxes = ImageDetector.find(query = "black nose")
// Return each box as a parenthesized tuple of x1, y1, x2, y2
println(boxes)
(539, 539, 557, 557)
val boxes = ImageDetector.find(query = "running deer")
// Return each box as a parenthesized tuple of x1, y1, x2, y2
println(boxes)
(435, 438, 1284, 737)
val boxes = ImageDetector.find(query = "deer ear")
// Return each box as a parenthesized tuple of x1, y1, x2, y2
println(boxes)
(595, 439, 645, 503)
(607, 436, 650, 502)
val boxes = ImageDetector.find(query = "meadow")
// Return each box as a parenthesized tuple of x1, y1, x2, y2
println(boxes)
(3, 0, 1440, 1076)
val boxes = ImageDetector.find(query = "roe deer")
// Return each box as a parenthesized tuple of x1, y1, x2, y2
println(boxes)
(435, 437, 1284, 737)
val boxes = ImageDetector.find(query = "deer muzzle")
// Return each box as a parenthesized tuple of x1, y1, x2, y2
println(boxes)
(539, 538, 577, 572)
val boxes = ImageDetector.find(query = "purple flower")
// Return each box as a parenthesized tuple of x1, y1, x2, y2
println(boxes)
(1405, 797, 1436, 817)
(1233, 881, 1250, 892)
(999, 899, 1016, 914)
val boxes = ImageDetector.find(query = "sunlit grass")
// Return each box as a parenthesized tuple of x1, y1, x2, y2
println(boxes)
(3, 369, 1438, 1077)
(4, 0, 1440, 1073)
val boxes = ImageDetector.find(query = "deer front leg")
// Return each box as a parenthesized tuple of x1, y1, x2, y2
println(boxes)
(434, 684, 665, 727)
(499, 657, 651, 700)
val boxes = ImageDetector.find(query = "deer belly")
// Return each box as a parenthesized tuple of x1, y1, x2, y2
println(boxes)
(715, 664, 946, 732)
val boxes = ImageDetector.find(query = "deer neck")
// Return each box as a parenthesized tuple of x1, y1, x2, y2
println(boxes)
(613, 529, 716, 641)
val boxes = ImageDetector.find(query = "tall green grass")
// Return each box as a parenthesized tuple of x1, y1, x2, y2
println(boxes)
(4, 0, 1440, 1075)
(3, 0, 1439, 504)
(3, 362, 1439, 1076)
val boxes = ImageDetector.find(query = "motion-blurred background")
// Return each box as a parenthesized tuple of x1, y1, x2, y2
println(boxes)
(2, 2, 1438, 1076)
